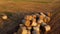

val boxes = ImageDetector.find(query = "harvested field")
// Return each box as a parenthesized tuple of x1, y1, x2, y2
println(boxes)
(0, 0, 60, 34)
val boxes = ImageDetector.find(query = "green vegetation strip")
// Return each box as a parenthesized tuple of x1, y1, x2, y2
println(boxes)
(12, 0, 52, 3)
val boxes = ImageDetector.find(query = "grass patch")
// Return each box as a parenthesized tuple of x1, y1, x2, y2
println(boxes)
(12, 0, 52, 3)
